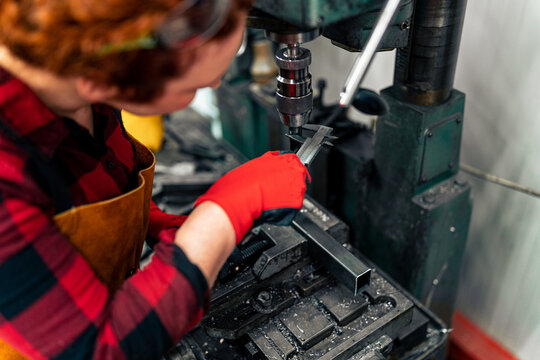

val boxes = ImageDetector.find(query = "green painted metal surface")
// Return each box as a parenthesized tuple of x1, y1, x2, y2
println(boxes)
(253, 0, 414, 51)
(373, 90, 465, 194)
(220, 9, 472, 325)
(417, 113, 462, 185)
(218, 82, 271, 159)
(219, 84, 473, 326)
(254, 0, 388, 28)
(322, 1, 413, 51)
(354, 89, 472, 326)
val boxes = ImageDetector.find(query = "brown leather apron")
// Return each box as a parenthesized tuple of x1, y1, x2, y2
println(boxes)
(0, 130, 155, 359)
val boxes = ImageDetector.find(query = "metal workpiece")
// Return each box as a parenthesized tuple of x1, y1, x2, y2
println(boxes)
(339, 0, 403, 107)
(393, 0, 467, 105)
(293, 213, 372, 295)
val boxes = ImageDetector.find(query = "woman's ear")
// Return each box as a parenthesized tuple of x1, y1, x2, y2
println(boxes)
(75, 77, 118, 102)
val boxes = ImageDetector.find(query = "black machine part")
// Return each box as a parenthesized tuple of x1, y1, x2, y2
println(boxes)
(153, 104, 450, 360)
(393, 0, 467, 105)
(163, 197, 448, 360)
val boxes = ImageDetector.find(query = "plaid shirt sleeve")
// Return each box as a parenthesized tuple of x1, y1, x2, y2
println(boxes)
(147, 202, 188, 241)
(0, 68, 209, 360)
(0, 172, 210, 360)
(0, 175, 209, 360)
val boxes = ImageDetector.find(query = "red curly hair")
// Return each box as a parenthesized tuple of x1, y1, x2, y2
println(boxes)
(0, 0, 252, 101)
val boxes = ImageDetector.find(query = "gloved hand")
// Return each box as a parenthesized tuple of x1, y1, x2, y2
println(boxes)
(147, 202, 188, 243)
(194, 151, 310, 243)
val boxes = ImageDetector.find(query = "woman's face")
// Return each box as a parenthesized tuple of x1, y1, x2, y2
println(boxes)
(110, 12, 247, 115)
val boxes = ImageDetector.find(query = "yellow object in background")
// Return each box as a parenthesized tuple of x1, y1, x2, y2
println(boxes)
(121, 110, 164, 152)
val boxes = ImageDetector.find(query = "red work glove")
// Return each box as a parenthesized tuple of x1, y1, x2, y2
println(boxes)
(147, 202, 188, 239)
(194, 151, 310, 243)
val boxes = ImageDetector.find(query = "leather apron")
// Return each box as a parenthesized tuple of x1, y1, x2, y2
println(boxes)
(0, 125, 155, 359)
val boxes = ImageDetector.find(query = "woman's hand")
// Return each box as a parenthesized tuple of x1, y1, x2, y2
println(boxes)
(194, 151, 310, 243)
(175, 151, 309, 286)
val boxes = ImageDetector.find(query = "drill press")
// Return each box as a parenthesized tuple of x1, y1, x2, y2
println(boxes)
(224, 0, 471, 328)
(253, 0, 402, 153)
(161, 0, 474, 358)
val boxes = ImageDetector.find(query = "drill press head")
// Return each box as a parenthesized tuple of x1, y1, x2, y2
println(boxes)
(266, 29, 321, 136)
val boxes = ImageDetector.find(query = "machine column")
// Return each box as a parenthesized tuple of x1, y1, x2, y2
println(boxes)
(357, 0, 471, 327)
(394, 0, 467, 105)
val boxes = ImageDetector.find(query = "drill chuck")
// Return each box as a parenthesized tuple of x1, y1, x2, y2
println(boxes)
(274, 45, 313, 134)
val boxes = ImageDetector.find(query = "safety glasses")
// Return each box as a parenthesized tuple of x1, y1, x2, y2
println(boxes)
(98, 0, 231, 55)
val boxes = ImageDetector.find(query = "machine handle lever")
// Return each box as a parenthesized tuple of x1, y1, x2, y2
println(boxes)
(339, 0, 402, 107)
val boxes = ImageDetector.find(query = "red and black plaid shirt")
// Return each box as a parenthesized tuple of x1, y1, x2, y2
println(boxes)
(0, 66, 208, 359)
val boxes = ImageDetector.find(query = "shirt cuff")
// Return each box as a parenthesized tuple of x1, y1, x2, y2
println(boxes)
(171, 245, 209, 307)
(148, 201, 188, 240)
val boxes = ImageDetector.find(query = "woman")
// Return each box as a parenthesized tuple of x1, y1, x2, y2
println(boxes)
(0, 0, 309, 358)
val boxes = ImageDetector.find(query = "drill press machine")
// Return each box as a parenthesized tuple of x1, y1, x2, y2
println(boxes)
(163, 0, 474, 358)
(220, 0, 472, 328)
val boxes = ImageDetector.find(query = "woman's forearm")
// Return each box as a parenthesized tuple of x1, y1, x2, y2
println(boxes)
(174, 201, 236, 286)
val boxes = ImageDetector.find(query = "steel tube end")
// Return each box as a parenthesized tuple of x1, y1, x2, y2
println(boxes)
(355, 268, 372, 295)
